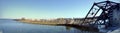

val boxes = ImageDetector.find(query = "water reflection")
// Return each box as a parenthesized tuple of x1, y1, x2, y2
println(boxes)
(0, 19, 101, 33)
(65, 26, 71, 30)
(49, 24, 100, 33)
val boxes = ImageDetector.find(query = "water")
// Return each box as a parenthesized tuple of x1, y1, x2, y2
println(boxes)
(0, 19, 100, 33)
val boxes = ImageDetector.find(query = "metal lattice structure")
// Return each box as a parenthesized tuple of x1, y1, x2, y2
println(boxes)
(82, 0, 120, 27)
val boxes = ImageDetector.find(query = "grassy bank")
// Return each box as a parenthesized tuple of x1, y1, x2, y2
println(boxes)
(14, 19, 99, 32)
(15, 19, 66, 25)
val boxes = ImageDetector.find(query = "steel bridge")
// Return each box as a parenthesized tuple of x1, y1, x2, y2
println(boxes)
(75, 0, 120, 28)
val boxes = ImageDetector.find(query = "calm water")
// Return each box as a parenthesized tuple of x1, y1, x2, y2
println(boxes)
(0, 19, 100, 33)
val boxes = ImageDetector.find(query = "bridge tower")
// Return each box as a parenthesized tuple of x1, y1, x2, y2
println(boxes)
(82, 0, 120, 27)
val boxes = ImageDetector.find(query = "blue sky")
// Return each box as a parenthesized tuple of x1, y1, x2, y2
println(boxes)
(0, 0, 119, 19)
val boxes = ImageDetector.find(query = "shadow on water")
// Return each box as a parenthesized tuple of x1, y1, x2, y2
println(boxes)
(45, 24, 100, 33)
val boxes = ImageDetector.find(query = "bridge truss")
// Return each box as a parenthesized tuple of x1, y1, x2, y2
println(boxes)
(82, 0, 120, 27)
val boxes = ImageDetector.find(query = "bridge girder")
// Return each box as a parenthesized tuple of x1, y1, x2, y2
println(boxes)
(82, 0, 120, 27)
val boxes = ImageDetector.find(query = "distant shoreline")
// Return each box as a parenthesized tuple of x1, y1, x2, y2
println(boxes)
(14, 19, 99, 32)
(15, 19, 67, 25)
(14, 19, 99, 31)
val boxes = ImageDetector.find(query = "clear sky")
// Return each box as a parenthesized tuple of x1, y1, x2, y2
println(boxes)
(0, 0, 119, 19)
